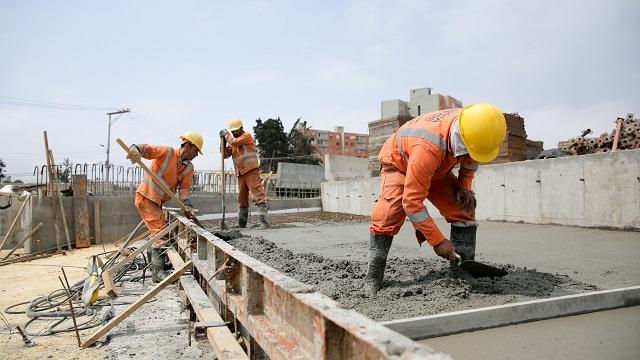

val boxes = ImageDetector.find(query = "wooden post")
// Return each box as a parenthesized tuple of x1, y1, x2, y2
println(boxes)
(43, 131, 62, 252)
(72, 174, 91, 248)
(49, 150, 73, 250)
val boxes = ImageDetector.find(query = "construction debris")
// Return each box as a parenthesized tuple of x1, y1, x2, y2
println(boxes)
(559, 114, 639, 155)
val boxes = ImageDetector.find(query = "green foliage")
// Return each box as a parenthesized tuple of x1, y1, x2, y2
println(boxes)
(59, 157, 72, 183)
(287, 119, 321, 166)
(253, 118, 289, 172)
(252, 117, 321, 172)
(0, 159, 5, 182)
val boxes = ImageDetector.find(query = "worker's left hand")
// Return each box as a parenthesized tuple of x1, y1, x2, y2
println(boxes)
(182, 199, 195, 218)
(219, 129, 228, 138)
(455, 187, 477, 213)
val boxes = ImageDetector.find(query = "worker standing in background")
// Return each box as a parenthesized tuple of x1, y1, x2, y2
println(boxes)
(364, 104, 506, 296)
(126, 131, 203, 282)
(220, 118, 270, 230)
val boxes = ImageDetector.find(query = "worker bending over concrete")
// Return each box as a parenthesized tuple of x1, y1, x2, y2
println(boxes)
(365, 104, 506, 296)
(220, 118, 269, 229)
(126, 131, 203, 282)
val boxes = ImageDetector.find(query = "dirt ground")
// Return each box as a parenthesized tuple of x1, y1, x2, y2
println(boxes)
(0, 245, 211, 360)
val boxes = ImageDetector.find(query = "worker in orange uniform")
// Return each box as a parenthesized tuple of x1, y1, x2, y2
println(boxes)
(220, 118, 269, 229)
(126, 131, 203, 282)
(365, 104, 506, 296)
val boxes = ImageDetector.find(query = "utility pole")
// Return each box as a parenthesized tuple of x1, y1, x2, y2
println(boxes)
(105, 108, 130, 183)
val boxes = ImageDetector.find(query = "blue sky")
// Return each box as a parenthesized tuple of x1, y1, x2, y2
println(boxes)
(1, 0, 639, 181)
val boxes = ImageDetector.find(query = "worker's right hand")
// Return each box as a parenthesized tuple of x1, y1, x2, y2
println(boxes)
(433, 239, 457, 261)
(126, 145, 141, 164)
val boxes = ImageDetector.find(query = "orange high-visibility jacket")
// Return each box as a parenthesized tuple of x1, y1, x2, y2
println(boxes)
(378, 108, 479, 245)
(135, 144, 194, 206)
(224, 132, 260, 176)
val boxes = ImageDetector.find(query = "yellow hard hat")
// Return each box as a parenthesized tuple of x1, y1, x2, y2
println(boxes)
(179, 131, 204, 154)
(228, 118, 244, 131)
(458, 103, 506, 163)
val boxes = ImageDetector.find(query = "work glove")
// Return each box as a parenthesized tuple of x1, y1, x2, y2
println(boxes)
(126, 145, 141, 164)
(219, 129, 228, 138)
(455, 187, 477, 213)
(433, 238, 457, 261)
(182, 199, 195, 218)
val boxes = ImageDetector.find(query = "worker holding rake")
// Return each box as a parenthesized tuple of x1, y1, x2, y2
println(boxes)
(365, 104, 506, 296)
(126, 131, 203, 282)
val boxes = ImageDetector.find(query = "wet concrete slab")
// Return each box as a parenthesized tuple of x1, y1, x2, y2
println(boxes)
(242, 219, 640, 289)
(421, 305, 640, 360)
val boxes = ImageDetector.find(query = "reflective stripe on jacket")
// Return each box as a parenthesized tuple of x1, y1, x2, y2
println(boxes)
(224, 132, 260, 176)
(135, 144, 194, 206)
(378, 108, 478, 245)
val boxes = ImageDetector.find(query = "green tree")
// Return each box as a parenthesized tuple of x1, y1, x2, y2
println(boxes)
(287, 118, 321, 165)
(253, 118, 288, 172)
(59, 157, 72, 183)
(0, 159, 6, 183)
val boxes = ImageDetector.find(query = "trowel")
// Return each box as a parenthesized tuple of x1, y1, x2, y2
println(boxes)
(454, 253, 508, 278)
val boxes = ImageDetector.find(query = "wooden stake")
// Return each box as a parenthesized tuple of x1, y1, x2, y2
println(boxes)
(49, 150, 73, 250)
(81, 260, 192, 348)
(61, 268, 82, 347)
(43, 131, 62, 252)
(94, 200, 104, 253)
(2, 222, 43, 260)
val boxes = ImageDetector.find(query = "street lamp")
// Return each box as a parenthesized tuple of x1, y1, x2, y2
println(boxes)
(105, 108, 130, 183)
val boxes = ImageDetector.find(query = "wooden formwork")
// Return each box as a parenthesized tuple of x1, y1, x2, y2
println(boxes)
(168, 212, 445, 360)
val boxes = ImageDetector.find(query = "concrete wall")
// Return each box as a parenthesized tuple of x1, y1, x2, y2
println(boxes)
(324, 154, 371, 181)
(1, 194, 320, 253)
(381, 99, 409, 118)
(277, 162, 324, 186)
(322, 149, 640, 229)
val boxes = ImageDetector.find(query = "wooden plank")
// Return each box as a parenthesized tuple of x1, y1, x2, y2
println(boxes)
(382, 285, 640, 340)
(2, 222, 43, 259)
(180, 274, 247, 359)
(72, 174, 91, 248)
(102, 271, 117, 299)
(81, 260, 192, 348)
(49, 149, 73, 250)
(43, 131, 62, 251)
(166, 248, 247, 359)
(107, 221, 177, 274)
(0, 193, 30, 251)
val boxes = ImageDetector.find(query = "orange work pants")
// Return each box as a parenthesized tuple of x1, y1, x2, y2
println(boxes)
(237, 168, 267, 209)
(134, 192, 168, 248)
(369, 170, 475, 244)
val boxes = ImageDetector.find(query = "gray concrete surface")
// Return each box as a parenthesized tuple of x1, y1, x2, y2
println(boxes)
(276, 162, 324, 186)
(322, 149, 640, 229)
(421, 306, 640, 360)
(324, 154, 371, 181)
(244, 219, 640, 289)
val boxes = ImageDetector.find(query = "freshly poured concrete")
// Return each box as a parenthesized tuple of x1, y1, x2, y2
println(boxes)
(421, 306, 640, 360)
(243, 218, 640, 289)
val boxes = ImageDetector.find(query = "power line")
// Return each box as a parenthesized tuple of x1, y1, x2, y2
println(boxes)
(0, 96, 114, 111)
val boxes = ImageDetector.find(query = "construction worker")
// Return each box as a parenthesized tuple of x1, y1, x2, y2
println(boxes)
(220, 118, 269, 229)
(364, 104, 506, 296)
(126, 131, 203, 282)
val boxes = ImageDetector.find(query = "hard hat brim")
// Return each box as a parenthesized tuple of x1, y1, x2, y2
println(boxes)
(467, 146, 499, 163)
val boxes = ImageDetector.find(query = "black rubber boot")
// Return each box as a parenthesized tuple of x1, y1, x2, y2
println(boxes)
(364, 233, 393, 297)
(450, 225, 477, 269)
(151, 247, 166, 283)
(256, 202, 269, 230)
(234, 208, 248, 229)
